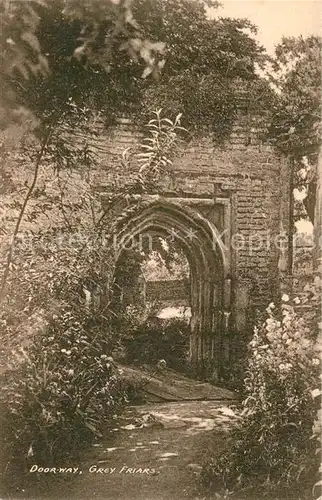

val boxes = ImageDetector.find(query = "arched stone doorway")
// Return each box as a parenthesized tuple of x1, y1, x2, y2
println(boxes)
(112, 199, 229, 378)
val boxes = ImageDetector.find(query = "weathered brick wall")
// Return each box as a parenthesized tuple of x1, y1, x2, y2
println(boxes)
(90, 118, 291, 314)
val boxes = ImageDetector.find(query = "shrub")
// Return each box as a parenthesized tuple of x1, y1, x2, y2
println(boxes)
(201, 296, 320, 496)
(0, 301, 138, 495)
(0, 109, 186, 495)
(120, 306, 190, 372)
(312, 381, 322, 500)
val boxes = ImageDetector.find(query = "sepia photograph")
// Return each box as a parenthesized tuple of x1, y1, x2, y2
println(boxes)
(0, 0, 321, 499)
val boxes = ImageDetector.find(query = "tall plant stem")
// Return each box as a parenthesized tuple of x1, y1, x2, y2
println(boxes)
(0, 128, 52, 303)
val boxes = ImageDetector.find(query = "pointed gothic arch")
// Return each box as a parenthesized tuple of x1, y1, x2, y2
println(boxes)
(112, 198, 229, 377)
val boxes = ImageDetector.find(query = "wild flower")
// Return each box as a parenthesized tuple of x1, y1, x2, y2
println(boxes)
(201, 298, 320, 494)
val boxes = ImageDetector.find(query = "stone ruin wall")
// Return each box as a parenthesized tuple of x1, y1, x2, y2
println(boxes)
(85, 117, 291, 328)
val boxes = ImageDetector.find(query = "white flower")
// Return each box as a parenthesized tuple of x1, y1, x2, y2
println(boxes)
(61, 349, 71, 355)
(281, 294, 289, 302)
(311, 388, 321, 399)
(268, 302, 275, 309)
(293, 297, 301, 305)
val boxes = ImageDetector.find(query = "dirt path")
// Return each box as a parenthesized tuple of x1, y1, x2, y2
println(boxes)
(31, 400, 237, 500)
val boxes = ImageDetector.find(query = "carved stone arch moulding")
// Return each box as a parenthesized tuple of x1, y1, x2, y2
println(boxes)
(112, 197, 231, 378)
